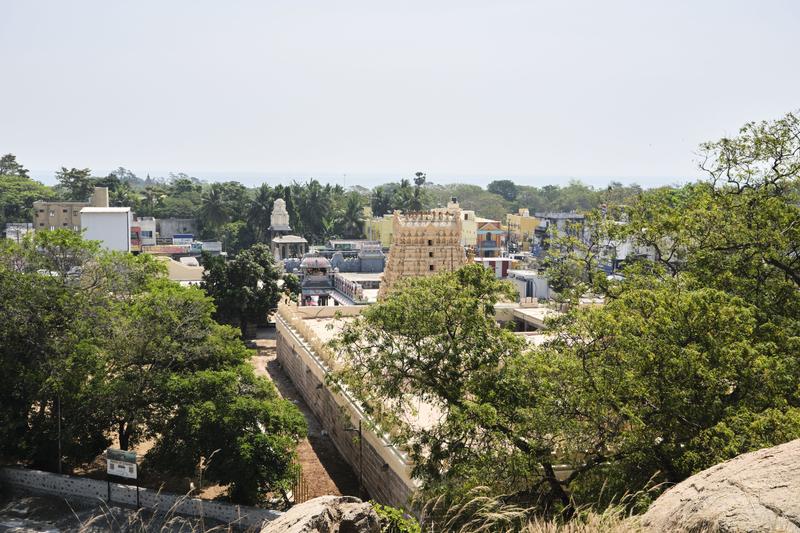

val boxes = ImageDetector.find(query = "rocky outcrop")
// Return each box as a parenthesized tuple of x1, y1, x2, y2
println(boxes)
(642, 439, 800, 532)
(261, 496, 380, 533)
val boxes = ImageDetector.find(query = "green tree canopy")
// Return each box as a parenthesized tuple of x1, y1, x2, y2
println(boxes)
(0, 174, 55, 228)
(0, 231, 305, 503)
(55, 167, 95, 201)
(145, 365, 306, 504)
(334, 263, 800, 516)
(487, 179, 518, 201)
(371, 186, 393, 217)
(201, 243, 288, 335)
(0, 153, 30, 177)
(336, 191, 365, 238)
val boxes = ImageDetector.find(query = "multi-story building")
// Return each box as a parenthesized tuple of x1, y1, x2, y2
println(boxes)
(363, 214, 395, 247)
(534, 212, 586, 239)
(532, 212, 587, 255)
(475, 217, 506, 257)
(474, 256, 514, 278)
(80, 207, 133, 252)
(156, 218, 197, 240)
(135, 217, 157, 247)
(506, 208, 540, 252)
(32, 186, 109, 231)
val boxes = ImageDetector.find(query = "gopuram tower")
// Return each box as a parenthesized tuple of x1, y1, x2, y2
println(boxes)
(268, 198, 292, 240)
(377, 209, 467, 299)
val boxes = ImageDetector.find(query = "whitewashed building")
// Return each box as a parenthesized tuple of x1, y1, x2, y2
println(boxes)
(80, 207, 132, 252)
(134, 217, 157, 247)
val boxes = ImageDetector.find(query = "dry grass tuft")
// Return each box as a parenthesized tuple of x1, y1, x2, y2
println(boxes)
(73, 493, 243, 533)
(416, 486, 650, 533)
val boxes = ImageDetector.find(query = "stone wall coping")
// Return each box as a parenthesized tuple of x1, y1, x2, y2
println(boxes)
(0, 466, 280, 528)
(276, 313, 416, 477)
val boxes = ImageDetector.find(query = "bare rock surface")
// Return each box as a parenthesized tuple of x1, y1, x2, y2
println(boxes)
(642, 439, 800, 532)
(261, 495, 380, 533)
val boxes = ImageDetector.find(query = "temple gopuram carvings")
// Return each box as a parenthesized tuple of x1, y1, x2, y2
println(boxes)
(378, 209, 467, 299)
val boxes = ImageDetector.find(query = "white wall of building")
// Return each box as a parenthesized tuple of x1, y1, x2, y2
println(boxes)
(81, 208, 132, 252)
(135, 217, 157, 246)
(507, 270, 550, 301)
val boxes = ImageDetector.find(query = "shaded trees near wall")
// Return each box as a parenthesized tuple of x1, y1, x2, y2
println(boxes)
(0, 231, 305, 504)
(0, 165, 56, 228)
(201, 243, 292, 336)
(334, 111, 800, 518)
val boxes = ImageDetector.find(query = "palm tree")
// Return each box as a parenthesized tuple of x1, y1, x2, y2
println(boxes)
(393, 179, 414, 212)
(410, 172, 427, 211)
(371, 186, 393, 217)
(300, 179, 331, 242)
(320, 216, 338, 241)
(247, 184, 274, 242)
(337, 192, 365, 238)
(199, 184, 229, 231)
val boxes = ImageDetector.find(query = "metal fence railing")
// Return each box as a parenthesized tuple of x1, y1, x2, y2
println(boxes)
(291, 469, 310, 504)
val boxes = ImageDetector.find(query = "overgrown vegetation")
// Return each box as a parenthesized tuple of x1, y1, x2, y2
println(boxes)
(0, 231, 306, 504)
(373, 502, 422, 533)
(333, 111, 800, 521)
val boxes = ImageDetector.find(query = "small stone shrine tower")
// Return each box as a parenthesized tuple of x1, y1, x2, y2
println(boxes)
(268, 198, 292, 240)
(378, 209, 467, 299)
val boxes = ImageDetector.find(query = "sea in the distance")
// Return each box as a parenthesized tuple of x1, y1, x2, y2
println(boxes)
(30, 170, 692, 190)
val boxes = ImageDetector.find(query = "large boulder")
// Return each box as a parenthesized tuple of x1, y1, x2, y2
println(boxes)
(261, 495, 381, 533)
(642, 439, 800, 532)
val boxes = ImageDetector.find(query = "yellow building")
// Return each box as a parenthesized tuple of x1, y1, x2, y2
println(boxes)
(33, 186, 109, 232)
(506, 208, 540, 252)
(364, 214, 395, 247)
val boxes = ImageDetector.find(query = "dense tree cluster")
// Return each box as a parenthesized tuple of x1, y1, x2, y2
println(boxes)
(2, 159, 644, 253)
(202, 243, 299, 335)
(333, 111, 800, 518)
(0, 231, 306, 504)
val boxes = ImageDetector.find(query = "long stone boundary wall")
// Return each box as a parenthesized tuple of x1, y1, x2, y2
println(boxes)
(0, 467, 279, 528)
(275, 307, 417, 511)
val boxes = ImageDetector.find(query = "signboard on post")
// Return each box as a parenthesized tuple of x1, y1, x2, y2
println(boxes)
(106, 448, 137, 479)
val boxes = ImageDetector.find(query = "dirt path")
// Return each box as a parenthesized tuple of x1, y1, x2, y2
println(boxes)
(251, 329, 361, 500)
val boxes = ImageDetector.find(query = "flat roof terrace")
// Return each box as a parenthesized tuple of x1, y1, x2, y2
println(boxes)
(336, 272, 383, 283)
(494, 302, 561, 331)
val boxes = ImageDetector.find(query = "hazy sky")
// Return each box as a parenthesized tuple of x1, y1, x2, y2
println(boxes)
(2, 1, 799, 188)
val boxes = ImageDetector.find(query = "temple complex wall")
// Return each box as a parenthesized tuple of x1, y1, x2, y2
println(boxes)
(275, 304, 418, 510)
